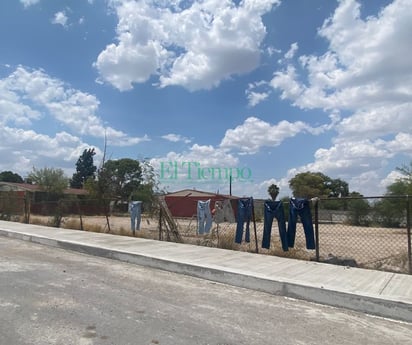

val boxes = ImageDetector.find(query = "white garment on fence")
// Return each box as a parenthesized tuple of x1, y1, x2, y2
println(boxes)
(214, 199, 235, 224)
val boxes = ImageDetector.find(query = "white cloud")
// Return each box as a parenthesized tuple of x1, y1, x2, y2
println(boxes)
(20, 0, 40, 8)
(246, 91, 270, 107)
(271, 0, 412, 114)
(158, 143, 239, 168)
(284, 42, 298, 59)
(220, 116, 335, 154)
(94, 0, 280, 91)
(285, 132, 412, 196)
(245, 80, 271, 106)
(162, 133, 191, 144)
(0, 126, 102, 178)
(337, 104, 412, 140)
(52, 11, 69, 28)
(270, 65, 304, 102)
(0, 66, 148, 146)
(265, 0, 412, 196)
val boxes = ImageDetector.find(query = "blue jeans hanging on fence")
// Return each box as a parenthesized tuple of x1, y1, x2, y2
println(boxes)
(197, 199, 213, 234)
(235, 197, 253, 243)
(262, 200, 288, 251)
(129, 201, 142, 232)
(287, 198, 316, 250)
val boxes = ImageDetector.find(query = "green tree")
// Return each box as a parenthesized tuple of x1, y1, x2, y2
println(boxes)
(347, 192, 370, 226)
(289, 172, 351, 211)
(326, 178, 349, 198)
(130, 159, 163, 213)
(28, 167, 68, 198)
(289, 172, 332, 199)
(70, 148, 97, 188)
(103, 158, 143, 202)
(394, 161, 412, 195)
(0, 171, 24, 183)
(28, 167, 69, 227)
(371, 161, 412, 227)
(289, 172, 350, 199)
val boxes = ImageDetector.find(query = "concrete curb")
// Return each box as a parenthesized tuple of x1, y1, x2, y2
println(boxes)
(1, 227, 411, 323)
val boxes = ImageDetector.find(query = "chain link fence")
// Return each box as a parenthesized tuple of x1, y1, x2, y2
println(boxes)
(1, 193, 411, 274)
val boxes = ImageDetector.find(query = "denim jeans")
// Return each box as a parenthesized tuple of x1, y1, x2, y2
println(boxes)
(262, 200, 288, 251)
(287, 198, 316, 250)
(129, 201, 142, 232)
(235, 197, 253, 243)
(197, 199, 212, 234)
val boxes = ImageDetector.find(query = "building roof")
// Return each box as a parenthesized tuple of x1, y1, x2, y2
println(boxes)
(165, 188, 238, 199)
(0, 182, 88, 195)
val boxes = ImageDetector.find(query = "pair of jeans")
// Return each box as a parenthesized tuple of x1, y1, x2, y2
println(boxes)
(287, 198, 316, 249)
(235, 197, 253, 243)
(197, 199, 212, 234)
(129, 201, 142, 232)
(214, 199, 235, 224)
(261, 200, 288, 251)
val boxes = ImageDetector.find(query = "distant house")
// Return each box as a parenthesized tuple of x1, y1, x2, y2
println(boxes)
(164, 189, 239, 218)
(0, 182, 88, 216)
(0, 182, 88, 198)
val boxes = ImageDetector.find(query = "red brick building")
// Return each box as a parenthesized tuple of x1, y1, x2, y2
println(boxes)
(164, 189, 239, 218)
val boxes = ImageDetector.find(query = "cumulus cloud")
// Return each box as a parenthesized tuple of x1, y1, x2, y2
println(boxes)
(286, 132, 412, 196)
(0, 65, 152, 177)
(0, 66, 148, 146)
(0, 126, 102, 177)
(265, 0, 412, 195)
(220, 116, 337, 154)
(94, 0, 280, 91)
(271, 0, 412, 116)
(51, 11, 69, 28)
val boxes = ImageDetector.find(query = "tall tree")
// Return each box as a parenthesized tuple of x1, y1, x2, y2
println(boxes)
(347, 191, 370, 226)
(289, 172, 331, 199)
(371, 160, 412, 227)
(325, 177, 349, 197)
(28, 167, 68, 198)
(394, 161, 412, 194)
(0, 171, 24, 183)
(289, 172, 350, 199)
(70, 148, 97, 188)
(103, 158, 143, 202)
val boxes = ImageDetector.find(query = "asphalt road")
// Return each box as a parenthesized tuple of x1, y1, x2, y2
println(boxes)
(1, 237, 411, 345)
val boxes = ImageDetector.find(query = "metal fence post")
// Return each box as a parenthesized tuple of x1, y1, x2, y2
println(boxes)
(406, 195, 411, 275)
(314, 199, 320, 262)
(159, 208, 163, 241)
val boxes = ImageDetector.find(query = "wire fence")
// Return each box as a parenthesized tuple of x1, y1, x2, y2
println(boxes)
(0, 193, 411, 275)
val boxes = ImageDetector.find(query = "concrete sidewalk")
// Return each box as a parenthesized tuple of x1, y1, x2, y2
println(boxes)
(1, 220, 411, 323)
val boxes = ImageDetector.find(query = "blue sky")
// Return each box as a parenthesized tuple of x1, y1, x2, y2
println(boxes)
(1, 0, 411, 198)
